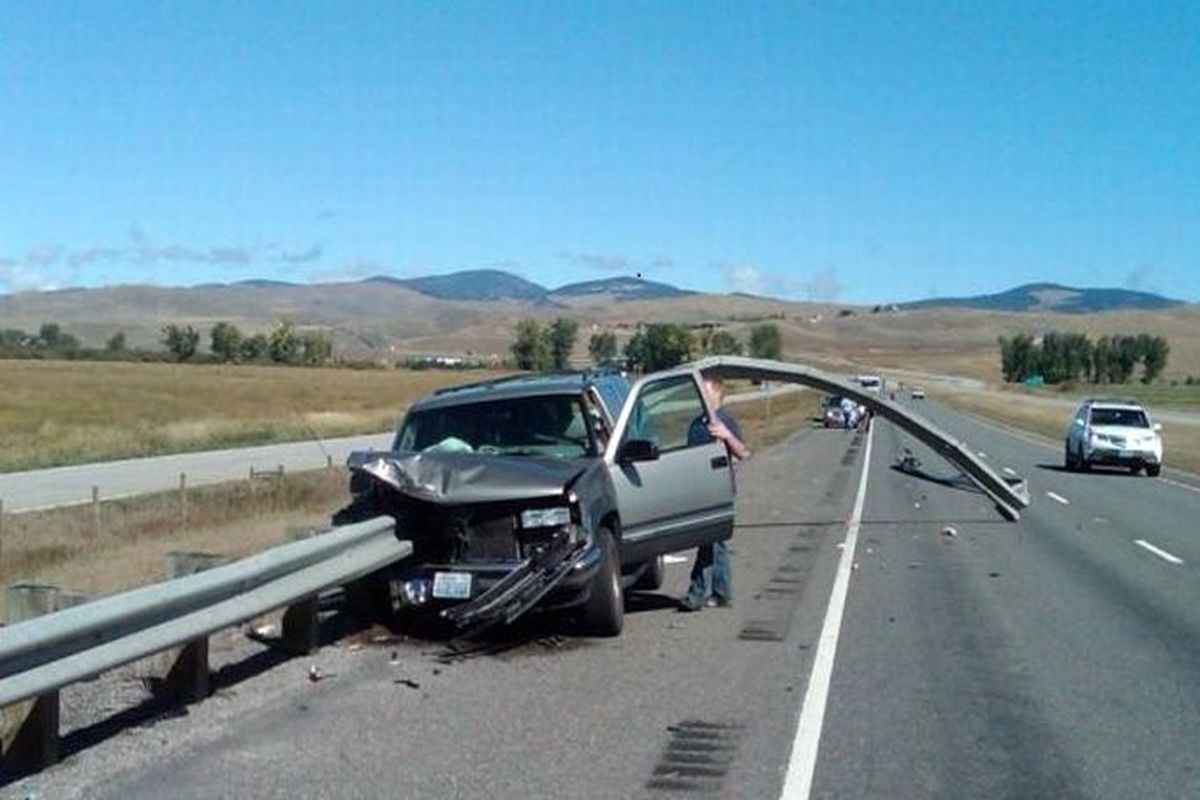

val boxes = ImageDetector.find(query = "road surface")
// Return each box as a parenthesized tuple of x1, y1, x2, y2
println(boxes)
(8, 398, 1200, 798)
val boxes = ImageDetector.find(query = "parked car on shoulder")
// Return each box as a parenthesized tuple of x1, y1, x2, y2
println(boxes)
(910, 386, 926, 400)
(1064, 397, 1163, 476)
(336, 365, 737, 637)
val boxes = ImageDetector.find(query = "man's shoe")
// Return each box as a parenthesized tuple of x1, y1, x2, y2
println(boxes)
(706, 596, 732, 609)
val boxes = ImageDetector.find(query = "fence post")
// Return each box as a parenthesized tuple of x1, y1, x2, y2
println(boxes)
(155, 553, 228, 703)
(91, 485, 101, 538)
(179, 472, 188, 527)
(1, 584, 62, 775)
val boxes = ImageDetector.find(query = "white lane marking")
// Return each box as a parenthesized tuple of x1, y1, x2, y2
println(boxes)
(780, 421, 875, 799)
(977, 451, 987, 459)
(1046, 491, 1070, 505)
(663, 554, 688, 565)
(1160, 476, 1200, 495)
(1002, 467, 1017, 477)
(1134, 539, 1184, 565)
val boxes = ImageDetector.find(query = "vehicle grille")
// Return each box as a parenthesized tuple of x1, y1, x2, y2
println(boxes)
(459, 509, 520, 562)
(389, 497, 519, 563)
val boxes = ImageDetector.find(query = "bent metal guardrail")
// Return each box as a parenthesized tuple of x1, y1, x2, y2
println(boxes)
(687, 356, 1031, 521)
(1, 515, 409, 771)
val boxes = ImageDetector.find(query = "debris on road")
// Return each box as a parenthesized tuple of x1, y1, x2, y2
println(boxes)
(942, 526, 958, 538)
(394, 678, 421, 689)
(307, 664, 331, 682)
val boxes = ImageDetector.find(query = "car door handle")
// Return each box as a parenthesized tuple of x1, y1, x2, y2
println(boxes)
(710, 455, 729, 469)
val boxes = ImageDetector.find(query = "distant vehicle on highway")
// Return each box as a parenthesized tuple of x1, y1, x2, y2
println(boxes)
(1064, 397, 1163, 476)
(821, 395, 847, 428)
(337, 365, 737, 637)
(857, 374, 883, 392)
(910, 386, 926, 400)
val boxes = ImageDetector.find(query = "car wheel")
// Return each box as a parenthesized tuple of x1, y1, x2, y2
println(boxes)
(1064, 444, 1076, 471)
(1147, 464, 1162, 477)
(1130, 465, 1142, 475)
(630, 554, 665, 592)
(581, 528, 624, 637)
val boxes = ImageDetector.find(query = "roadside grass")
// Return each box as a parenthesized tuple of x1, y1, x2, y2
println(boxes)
(1032, 382, 1200, 411)
(736, 389, 821, 450)
(936, 388, 1200, 476)
(0, 360, 506, 472)
(0, 467, 349, 619)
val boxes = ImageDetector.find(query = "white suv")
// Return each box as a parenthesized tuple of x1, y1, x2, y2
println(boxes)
(1064, 398, 1163, 477)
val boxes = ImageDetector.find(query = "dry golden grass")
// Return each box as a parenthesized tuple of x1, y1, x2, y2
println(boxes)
(0, 467, 349, 618)
(936, 387, 1200, 475)
(735, 389, 821, 451)
(0, 361, 506, 471)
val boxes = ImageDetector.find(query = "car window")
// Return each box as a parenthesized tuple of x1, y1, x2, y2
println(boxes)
(397, 394, 595, 456)
(1089, 408, 1150, 428)
(621, 375, 706, 452)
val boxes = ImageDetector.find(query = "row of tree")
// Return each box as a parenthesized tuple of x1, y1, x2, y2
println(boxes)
(998, 332, 1170, 385)
(0, 321, 333, 366)
(162, 321, 332, 365)
(511, 319, 783, 373)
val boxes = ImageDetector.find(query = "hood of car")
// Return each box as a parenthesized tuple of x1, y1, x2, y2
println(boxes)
(350, 451, 589, 505)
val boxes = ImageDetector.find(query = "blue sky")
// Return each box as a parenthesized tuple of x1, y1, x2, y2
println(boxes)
(2, 2, 1198, 303)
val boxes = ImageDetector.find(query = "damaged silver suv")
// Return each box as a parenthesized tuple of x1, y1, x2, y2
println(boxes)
(337, 365, 737, 636)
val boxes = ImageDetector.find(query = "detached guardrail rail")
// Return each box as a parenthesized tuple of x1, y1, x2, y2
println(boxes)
(693, 356, 1031, 521)
(1, 515, 409, 776)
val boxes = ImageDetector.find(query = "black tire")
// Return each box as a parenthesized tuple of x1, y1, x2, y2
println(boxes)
(581, 529, 624, 637)
(1147, 464, 1162, 477)
(1064, 445, 1076, 471)
(631, 554, 665, 592)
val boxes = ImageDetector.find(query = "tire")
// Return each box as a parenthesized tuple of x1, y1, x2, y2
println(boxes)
(1147, 464, 1162, 477)
(1064, 444, 1076, 471)
(1130, 465, 1143, 475)
(631, 554, 665, 592)
(581, 529, 624, 637)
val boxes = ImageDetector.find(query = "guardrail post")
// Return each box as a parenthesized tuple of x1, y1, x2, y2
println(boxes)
(281, 528, 321, 654)
(2, 584, 61, 775)
(157, 553, 228, 703)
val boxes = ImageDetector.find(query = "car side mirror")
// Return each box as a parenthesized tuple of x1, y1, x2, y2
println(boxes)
(1153, 422, 1162, 432)
(617, 439, 660, 463)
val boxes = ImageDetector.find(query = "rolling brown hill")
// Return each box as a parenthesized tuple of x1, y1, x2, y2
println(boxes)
(2, 279, 1197, 380)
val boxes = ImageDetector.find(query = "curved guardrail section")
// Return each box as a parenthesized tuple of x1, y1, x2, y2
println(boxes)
(0, 516, 409, 709)
(688, 356, 1031, 521)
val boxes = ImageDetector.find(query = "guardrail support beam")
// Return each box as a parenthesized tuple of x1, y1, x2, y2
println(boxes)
(157, 553, 228, 704)
(282, 595, 320, 654)
(2, 584, 61, 775)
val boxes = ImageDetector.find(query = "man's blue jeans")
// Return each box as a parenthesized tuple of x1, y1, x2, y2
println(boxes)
(685, 539, 731, 606)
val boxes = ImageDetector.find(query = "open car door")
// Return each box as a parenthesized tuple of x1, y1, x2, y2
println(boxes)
(605, 369, 736, 564)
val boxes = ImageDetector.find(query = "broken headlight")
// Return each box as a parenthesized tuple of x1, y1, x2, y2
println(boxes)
(520, 507, 571, 529)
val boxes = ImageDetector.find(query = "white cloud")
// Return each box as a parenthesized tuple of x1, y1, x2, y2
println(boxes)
(725, 263, 766, 295)
(0, 259, 58, 292)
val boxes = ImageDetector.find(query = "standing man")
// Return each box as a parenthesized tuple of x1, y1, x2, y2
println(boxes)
(681, 373, 750, 611)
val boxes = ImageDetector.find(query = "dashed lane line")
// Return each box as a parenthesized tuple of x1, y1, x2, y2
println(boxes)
(1134, 539, 1184, 565)
(1046, 491, 1070, 505)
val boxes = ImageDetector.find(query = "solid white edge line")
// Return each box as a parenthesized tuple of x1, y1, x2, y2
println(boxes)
(1046, 491, 1070, 505)
(780, 421, 875, 800)
(1134, 539, 1184, 565)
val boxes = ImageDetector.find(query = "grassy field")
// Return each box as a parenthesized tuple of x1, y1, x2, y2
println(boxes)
(1029, 382, 1200, 410)
(0, 389, 820, 616)
(0, 360, 506, 472)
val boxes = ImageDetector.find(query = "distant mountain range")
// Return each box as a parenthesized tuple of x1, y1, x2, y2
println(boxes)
(898, 282, 1184, 314)
(358, 270, 693, 302)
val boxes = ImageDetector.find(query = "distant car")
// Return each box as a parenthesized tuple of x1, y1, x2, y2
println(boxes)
(821, 395, 847, 428)
(1064, 398, 1163, 476)
(857, 375, 883, 393)
(910, 386, 926, 400)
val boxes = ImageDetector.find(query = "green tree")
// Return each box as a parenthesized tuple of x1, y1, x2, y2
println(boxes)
(747, 323, 782, 360)
(707, 330, 743, 356)
(624, 323, 693, 372)
(1114, 335, 1139, 383)
(106, 331, 127, 353)
(511, 319, 550, 370)
(240, 333, 270, 361)
(546, 317, 579, 370)
(1142, 335, 1170, 383)
(161, 324, 200, 361)
(210, 321, 243, 362)
(588, 331, 618, 364)
(268, 321, 300, 364)
(300, 330, 333, 366)
(999, 333, 1038, 382)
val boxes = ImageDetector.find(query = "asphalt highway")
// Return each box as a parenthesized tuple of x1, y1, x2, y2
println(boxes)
(8, 398, 1200, 799)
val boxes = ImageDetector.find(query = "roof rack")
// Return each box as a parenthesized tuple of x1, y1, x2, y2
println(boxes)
(1082, 396, 1142, 406)
(430, 367, 622, 397)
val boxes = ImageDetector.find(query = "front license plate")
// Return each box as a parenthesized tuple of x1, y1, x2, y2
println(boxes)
(432, 571, 473, 600)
